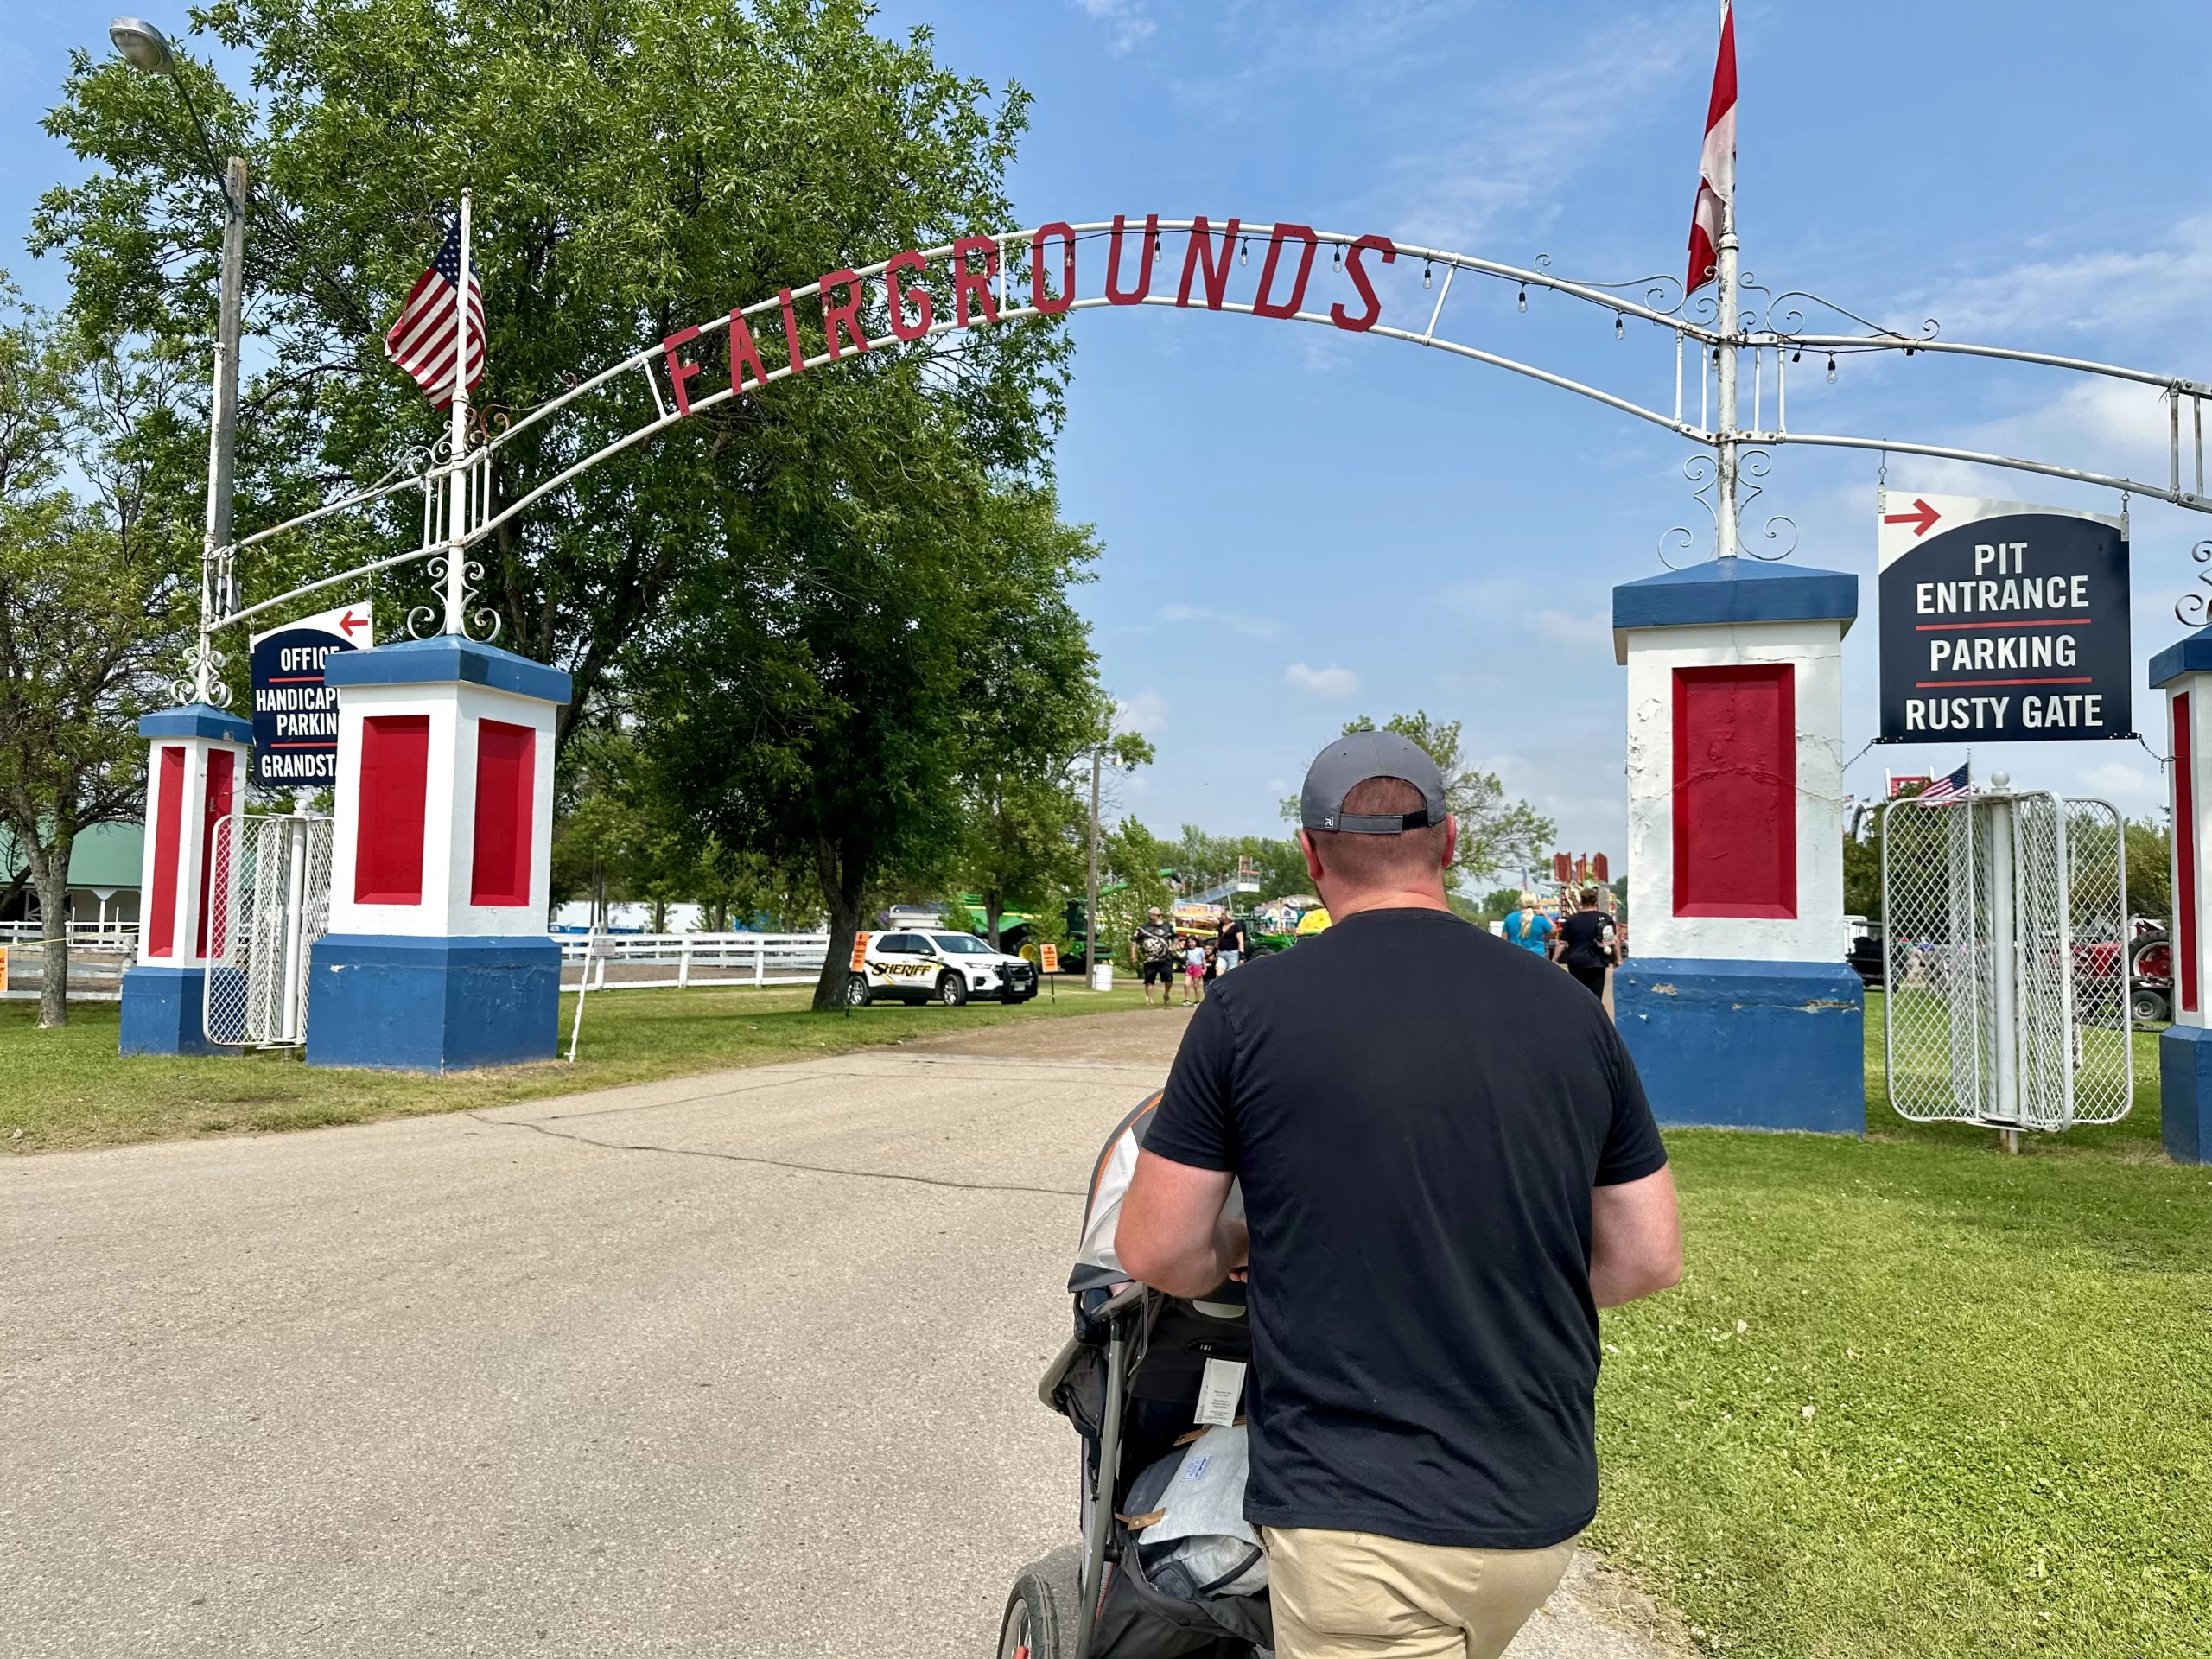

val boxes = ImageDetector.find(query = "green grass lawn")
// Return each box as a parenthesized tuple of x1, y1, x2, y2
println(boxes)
(1591, 995, 2212, 1657)
(0, 979, 1154, 1153)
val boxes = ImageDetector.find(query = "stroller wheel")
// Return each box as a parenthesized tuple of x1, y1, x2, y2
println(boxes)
(996, 1570, 1064, 1659)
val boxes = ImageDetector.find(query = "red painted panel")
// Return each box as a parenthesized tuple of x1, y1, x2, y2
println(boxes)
(2176, 694, 2198, 1015)
(355, 715, 430, 905)
(469, 720, 536, 907)
(146, 746, 185, 959)
(1672, 665, 1797, 918)
(194, 748, 235, 957)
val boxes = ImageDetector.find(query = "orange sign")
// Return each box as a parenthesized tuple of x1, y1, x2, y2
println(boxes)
(1039, 943, 1059, 974)
(849, 932, 869, 971)
(0, 944, 9, 992)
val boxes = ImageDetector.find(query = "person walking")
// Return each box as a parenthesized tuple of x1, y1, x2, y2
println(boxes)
(1216, 913, 1249, 975)
(1129, 906, 1176, 1007)
(1116, 730, 1681, 1659)
(1500, 892, 1554, 957)
(1554, 887, 1618, 1001)
(1181, 932, 1208, 1006)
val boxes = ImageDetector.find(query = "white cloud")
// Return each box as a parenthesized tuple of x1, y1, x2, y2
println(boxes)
(1072, 0, 1154, 54)
(1368, 14, 1688, 248)
(1912, 216, 2212, 340)
(1116, 689, 1170, 734)
(1286, 661, 1360, 697)
(1157, 602, 1281, 640)
(1536, 608, 1610, 645)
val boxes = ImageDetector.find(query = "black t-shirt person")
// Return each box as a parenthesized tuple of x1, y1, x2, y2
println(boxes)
(1145, 906, 1668, 1550)
(1558, 908, 1616, 970)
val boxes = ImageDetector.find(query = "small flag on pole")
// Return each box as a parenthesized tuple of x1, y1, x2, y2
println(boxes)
(1914, 762, 1971, 805)
(1685, 0, 1738, 293)
(384, 218, 486, 407)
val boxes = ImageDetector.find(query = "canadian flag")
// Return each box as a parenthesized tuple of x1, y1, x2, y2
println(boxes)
(1685, 0, 1738, 293)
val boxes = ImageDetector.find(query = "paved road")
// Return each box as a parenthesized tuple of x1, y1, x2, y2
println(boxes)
(3, 1011, 1676, 1657)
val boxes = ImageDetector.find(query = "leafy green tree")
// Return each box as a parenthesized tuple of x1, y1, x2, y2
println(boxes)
(1097, 818, 1175, 966)
(1481, 886, 1526, 919)
(0, 293, 197, 1027)
(2125, 817, 2171, 924)
(36, 0, 1065, 739)
(644, 467, 1102, 1007)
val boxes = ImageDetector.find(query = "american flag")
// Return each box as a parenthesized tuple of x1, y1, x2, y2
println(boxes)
(1685, 0, 1737, 293)
(1916, 762, 1971, 805)
(383, 219, 486, 407)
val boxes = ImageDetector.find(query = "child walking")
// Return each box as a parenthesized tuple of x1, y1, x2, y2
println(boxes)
(1181, 934, 1207, 1005)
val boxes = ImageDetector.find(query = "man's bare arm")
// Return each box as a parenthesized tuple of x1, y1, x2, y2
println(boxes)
(1116, 1149, 1246, 1299)
(1590, 1165, 1682, 1308)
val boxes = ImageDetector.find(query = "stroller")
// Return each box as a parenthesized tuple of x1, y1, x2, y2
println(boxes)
(995, 1093, 1273, 1659)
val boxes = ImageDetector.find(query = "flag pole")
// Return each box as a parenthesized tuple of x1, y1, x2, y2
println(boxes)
(1713, 2, 1739, 563)
(443, 188, 473, 635)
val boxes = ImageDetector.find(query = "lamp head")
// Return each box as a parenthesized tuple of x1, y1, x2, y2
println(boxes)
(109, 17, 175, 75)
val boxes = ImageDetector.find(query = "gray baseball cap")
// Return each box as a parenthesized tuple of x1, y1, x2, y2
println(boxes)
(1300, 730, 1448, 834)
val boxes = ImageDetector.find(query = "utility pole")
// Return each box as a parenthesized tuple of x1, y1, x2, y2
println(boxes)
(1085, 749, 1102, 988)
(194, 153, 247, 702)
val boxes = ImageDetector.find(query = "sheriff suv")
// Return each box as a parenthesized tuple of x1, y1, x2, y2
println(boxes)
(845, 930, 1039, 1008)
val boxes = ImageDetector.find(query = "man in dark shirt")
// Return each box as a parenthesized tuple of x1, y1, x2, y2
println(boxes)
(1554, 887, 1618, 1000)
(1116, 731, 1681, 1659)
(1128, 907, 1176, 1007)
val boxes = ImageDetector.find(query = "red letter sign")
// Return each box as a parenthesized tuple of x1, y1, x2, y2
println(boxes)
(818, 269, 871, 360)
(887, 250, 933, 340)
(729, 310, 769, 392)
(1176, 216, 1240, 310)
(777, 287, 805, 373)
(1330, 234, 1396, 332)
(1031, 224, 1076, 315)
(951, 236, 1001, 327)
(1105, 213, 1156, 306)
(660, 324, 703, 416)
(1253, 224, 1320, 319)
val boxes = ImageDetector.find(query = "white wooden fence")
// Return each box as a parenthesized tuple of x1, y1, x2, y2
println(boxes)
(556, 931, 830, 991)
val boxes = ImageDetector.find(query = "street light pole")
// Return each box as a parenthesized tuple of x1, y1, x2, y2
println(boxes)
(198, 152, 248, 702)
(110, 18, 247, 706)
(1079, 752, 1096, 986)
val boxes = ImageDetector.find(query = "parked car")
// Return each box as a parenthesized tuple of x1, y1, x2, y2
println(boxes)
(844, 929, 1038, 1007)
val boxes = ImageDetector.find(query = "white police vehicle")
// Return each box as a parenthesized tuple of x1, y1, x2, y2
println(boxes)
(845, 929, 1039, 1007)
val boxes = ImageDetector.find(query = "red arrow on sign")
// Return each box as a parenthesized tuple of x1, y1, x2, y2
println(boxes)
(335, 609, 368, 639)
(1883, 497, 1942, 538)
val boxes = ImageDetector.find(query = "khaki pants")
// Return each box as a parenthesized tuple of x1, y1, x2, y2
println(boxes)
(1263, 1526, 1578, 1659)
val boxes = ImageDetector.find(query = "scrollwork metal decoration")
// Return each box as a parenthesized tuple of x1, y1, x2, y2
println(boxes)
(1529, 252, 1688, 317)
(1765, 289, 1939, 344)
(2176, 540, 2212, 626)
(169, 638, 232, 708)
(407, 556, 504, 643)
(1749, 515, 1799, 562)
(1656, 525, 1699, 571)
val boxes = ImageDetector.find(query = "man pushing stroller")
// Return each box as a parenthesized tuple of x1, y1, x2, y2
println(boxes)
(1116, 731, 1683, 1659)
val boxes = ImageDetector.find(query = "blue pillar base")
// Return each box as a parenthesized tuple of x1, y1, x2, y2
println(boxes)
(2158, 1025, 2212, 1163)
(1614, 958, 1865, 1135)
(118, 965, 232, 1057)
(305, 934, 561, 1073)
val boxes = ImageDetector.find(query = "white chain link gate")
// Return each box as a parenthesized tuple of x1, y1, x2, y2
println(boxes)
(1879, 783, 2131, 1131)
(204, 812, 334, 1048)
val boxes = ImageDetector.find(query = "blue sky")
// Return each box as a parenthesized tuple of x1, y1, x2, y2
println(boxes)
(7, 2, 2212, 867)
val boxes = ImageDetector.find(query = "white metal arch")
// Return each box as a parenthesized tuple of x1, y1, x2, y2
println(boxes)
(207, 215, 2212, 662)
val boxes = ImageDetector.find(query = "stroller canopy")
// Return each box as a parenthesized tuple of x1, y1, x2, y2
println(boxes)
(1071, 1092, 1160, 1292)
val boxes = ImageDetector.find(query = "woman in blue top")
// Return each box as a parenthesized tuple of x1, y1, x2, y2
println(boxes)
(1501, 893, 1554, 955)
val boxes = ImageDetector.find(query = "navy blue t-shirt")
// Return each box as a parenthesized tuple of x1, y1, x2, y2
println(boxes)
(1145, 905, 1667, 1549)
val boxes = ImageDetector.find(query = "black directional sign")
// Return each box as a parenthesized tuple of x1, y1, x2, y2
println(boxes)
(249, 602, 373, 787)
(1877, 492, 2130, 743)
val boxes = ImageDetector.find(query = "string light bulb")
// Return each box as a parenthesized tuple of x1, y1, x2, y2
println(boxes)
(1791, 347, 1802, 363)
(1423, 264, 1433, 289)
(1615, 315, 1624, 340)
(1239, 238, 1249, 267)
(1332, 243, 1342, 271)
(1827, 354, 1838, 384)
(1517, 288, 1527, 311)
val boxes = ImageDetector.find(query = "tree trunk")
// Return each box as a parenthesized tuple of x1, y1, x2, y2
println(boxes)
(984, 887, 1002, 950)
(22, 831, 71, 1029)
(810, 834, 868, 1011)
